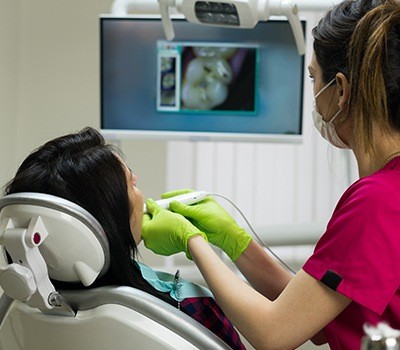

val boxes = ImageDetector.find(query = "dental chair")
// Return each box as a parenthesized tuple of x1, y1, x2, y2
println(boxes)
(0, 192, 231, 350)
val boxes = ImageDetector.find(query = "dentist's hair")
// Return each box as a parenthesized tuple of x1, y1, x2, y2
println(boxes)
(313, 0, 400, 153)
(4, 127, 177, 307)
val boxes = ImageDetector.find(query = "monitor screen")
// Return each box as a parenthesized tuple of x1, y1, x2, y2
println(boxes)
(100, 16, 305, 142)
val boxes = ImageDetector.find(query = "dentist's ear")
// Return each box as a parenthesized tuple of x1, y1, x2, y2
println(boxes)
(335, 73, 350, 109)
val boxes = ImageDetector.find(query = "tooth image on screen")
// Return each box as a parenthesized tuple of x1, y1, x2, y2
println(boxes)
(161, 57, 174, 72)
(206, 58, 233, 84)
(181, 47, 234, 110)
(162, 72, 175, 90)
(182, 57, 231, 110)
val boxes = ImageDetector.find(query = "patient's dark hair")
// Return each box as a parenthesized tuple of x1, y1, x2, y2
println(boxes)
(4, 127, 176, 307)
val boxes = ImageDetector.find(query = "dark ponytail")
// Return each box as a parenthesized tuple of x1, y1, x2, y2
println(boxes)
(348, 1, 400, 151)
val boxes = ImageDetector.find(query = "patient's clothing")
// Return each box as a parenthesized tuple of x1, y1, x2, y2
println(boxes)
(181, 297, 246, 350)
(303, 157, 400, 350)
(137, 262, 246, 349)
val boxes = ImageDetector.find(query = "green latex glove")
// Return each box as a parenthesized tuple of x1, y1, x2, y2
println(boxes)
(142, 198, 207, 259)
(162, 189, 252, 261)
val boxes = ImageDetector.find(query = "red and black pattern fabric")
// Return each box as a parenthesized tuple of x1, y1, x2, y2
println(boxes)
(181, 297, 246, 350)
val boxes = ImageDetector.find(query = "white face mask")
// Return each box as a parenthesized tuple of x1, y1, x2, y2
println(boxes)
(312, 78, 349, 149)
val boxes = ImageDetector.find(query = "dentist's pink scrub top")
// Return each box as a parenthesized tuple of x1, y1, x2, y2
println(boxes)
(303, 157, 400, 350)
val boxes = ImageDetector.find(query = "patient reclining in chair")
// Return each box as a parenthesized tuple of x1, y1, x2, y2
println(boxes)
(3, 127, 245, 350)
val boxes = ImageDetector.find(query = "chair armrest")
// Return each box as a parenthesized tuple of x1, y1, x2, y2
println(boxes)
(61, 286, 232, 350)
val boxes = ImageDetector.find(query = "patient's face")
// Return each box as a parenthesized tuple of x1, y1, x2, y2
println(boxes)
(118, 157, 144, 245)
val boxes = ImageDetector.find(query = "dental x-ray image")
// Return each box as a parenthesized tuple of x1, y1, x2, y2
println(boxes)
(158, 55, 179, 109)
(157, 41, 258, 114)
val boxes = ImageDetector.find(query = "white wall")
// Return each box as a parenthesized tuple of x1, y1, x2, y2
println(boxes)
(0, 0, 167, 199)
(0, 0, 21, 275)
(0, 0, 168, 297)
(0, 0, 20, 190)
(14, 0, 106, 157)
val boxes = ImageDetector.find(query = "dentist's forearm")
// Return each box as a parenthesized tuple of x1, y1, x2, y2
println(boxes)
(188, 235, 273, 348)
(235, 240, 293, 300)
(188, 236, 333, 349)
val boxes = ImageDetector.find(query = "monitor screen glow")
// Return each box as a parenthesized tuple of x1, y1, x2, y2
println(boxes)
(100, 16, 305, 142)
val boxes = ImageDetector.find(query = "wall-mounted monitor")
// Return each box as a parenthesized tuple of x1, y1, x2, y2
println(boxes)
(100, 16, 305, 143)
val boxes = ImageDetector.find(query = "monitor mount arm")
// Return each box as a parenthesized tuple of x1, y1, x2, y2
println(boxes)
(111, 0, 305, 55)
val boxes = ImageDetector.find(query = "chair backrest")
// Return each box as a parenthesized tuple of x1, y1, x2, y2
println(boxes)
(0, 192, 231, 350)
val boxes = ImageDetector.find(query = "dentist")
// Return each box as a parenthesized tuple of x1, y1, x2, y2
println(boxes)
(142, 0, 400, 348)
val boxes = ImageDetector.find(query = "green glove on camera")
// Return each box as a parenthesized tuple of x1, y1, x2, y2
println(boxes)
(162, 189, 252, 261)
(141, 198, 208, 259)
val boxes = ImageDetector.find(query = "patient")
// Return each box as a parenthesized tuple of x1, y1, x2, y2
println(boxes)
(3, 127, 245, 350)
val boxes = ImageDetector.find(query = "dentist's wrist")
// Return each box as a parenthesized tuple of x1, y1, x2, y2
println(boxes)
(188, 234, 208, 256)
(218, 226, 252, 261)
(230, 228, 253, 262)
(185, 231, 208, 260)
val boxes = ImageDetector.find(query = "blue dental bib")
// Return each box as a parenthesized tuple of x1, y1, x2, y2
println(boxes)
(137, 262, 213, 302)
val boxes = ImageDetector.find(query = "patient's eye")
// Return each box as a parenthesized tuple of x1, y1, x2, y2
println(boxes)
(129, 168, 137, 187)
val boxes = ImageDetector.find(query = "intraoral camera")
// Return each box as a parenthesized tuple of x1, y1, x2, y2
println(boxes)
(111, 0, 306, 55)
